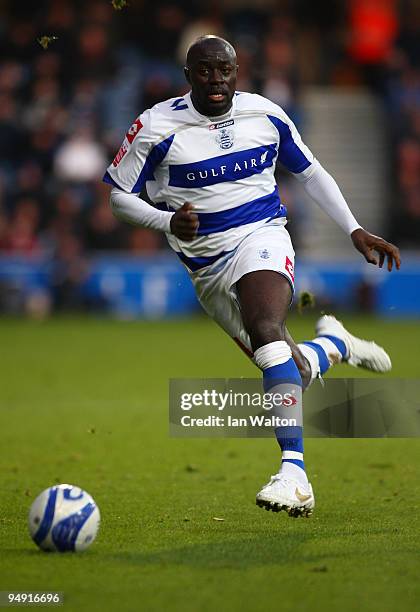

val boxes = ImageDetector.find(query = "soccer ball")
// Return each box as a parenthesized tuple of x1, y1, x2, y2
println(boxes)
(28, 484, 100, 552)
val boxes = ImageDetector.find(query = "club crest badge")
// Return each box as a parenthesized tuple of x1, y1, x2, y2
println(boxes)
(259, 249, 271, 260)
(215, 128, 234, 150)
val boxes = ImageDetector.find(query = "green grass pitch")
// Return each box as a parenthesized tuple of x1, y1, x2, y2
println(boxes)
(0, 314, 419, 611)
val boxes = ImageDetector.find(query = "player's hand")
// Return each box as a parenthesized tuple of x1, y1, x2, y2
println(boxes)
(170, 202, 199, 241)
(351, 228, 401, 271)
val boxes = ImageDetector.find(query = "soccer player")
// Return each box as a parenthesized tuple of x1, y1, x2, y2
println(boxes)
(103, 36, 400, 517)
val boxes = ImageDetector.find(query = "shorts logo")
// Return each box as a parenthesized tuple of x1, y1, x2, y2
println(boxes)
(215, 128, 234, 150)
(126, 118, 143, 144)
(285, 256, 294, 281)
(259, 249, 271, 259)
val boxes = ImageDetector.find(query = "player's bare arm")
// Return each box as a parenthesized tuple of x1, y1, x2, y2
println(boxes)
(351, 228, 401, 271)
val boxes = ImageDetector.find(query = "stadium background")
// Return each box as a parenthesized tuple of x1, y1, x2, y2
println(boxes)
(0, 0, 419, 318)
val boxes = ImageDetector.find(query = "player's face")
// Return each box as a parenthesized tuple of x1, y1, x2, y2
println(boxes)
(185, 48, 238, 117)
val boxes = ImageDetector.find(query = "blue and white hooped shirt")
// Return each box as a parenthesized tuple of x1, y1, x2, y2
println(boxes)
(103, 91, 314, 271)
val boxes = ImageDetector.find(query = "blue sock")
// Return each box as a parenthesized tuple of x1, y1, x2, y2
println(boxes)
(319, 335, 347, 359)
(263, 358, 305, 472)
(300, 334, 347, 376)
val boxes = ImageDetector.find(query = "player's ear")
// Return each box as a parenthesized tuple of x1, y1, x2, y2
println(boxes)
(184, 66, 191, 84)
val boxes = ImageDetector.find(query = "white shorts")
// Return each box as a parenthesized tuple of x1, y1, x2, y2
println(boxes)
(190, 219, 295, 358)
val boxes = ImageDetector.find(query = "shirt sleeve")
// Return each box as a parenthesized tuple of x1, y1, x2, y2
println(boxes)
(296, 160, 362, 235)
(103, 109, 174, 194)
(265, 106, 360, 234)
(110, 187, 174, 233)
(266, 112, 314, 175)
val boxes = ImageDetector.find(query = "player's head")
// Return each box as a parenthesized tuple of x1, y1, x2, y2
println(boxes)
(184, 35, 238, 117)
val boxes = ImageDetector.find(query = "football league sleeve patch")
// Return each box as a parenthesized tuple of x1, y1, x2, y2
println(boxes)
(103, 109, 174, 194)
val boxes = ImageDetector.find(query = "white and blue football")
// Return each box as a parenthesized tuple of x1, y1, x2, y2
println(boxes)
(28, 484, 100, 552)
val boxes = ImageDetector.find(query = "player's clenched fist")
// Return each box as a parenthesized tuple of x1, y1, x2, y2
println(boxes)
(170, 202, 199, 241)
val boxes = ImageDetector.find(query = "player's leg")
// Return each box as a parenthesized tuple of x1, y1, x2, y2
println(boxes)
(231, 323, 313, 389)
(295, 315, 392, 387)
(284, 326, 312, 389)
(236, 270, 314, 517)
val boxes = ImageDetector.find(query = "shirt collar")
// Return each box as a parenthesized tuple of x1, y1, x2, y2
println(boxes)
(186, 91, 236, 123)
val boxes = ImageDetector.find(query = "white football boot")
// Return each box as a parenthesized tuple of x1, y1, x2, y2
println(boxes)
(256, 473, 315, 518)
(315, 315, 392, 372)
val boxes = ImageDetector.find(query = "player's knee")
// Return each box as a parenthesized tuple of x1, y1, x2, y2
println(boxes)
(247, 318, 286, 351)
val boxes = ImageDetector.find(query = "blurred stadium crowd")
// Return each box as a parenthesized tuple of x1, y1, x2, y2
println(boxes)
(0, 0, 419, 264)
